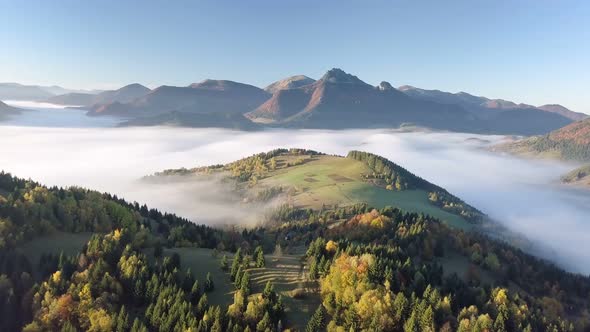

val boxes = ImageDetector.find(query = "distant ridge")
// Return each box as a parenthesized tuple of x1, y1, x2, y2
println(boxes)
(496, 118, 590, 162)
(0, 101, 25, 120)
(399, 85, 586, 122)
(0, 82, 101, 101)
(4, 68, 579, 134)
(89, 79, 270, 117)
(46, 83, 151, 106)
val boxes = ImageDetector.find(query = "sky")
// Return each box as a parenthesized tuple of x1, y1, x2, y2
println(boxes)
(0, 0, 589, 113)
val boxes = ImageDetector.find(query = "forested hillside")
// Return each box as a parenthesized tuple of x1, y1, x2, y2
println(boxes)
(497, 118, 590, 162)
(2, 168, 590, 331)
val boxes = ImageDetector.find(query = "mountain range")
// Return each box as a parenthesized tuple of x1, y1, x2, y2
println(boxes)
(2, 69, 586, 135)
(45, 83, 151, 106)
(399, 85, 588, 122)
(0, 82, 102, 101)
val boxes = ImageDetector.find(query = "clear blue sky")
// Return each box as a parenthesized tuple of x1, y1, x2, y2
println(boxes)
(1, 0, 588, 113)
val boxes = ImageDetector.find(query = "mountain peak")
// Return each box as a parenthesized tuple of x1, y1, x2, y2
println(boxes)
(320, 68, 366, 85)
(121, 83, 149, 90)
(265, 75, 315, 93)
(378, 81, 394, 91)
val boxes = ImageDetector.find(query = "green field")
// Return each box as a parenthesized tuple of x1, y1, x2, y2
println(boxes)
(248, 254, 320, 330)
(258, 155, 471, 229)
(18, 231, 93, 279)
(167, 247, 318, 330)
(163, 247, 235, 307)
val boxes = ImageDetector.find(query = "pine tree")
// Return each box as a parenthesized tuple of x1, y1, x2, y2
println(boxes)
(254, 246, 265, 268)
(256, 312, 272, 332)
(205, 272, 214, 292)
(420, 305, 435, 332)
(220, 255, 229, 271)
(183, 268, 195, 292)
(240, 271, 251, 295)
(306, 305, 325, 332)
(262, 281, 275, 301)
(116, 305, 130, 332)
(234, 266, 244, 287)
(190, 280, 201, 304)
(230, 249, 242, 280)
(494, 311, 507, 332)
(60, 321, 77, 332)
(197, 293, 209, 317)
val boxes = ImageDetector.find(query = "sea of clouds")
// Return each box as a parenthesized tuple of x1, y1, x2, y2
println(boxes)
(1, 104, 589, 274)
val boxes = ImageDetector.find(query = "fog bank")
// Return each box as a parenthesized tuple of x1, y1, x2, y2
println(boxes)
(1, 107, 589, 274)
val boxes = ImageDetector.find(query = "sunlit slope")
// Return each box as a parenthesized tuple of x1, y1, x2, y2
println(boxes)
(152, 149, 482, 229)
(257, 154, 472, 229)
(164, 248, 318, 330)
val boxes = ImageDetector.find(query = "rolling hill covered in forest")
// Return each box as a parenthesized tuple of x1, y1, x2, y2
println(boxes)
(152, 149, 484, 229)
(2, 146, 590, 331)
(497, 118, 590, 162)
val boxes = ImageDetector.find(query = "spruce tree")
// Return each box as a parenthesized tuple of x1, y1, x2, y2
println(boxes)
(220, 255, 228, 271)
(306, 305, 326, 332)
(205, 272, 214, 292)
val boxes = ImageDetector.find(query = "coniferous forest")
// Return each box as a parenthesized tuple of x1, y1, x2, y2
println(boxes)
(1, 168, 590, 332)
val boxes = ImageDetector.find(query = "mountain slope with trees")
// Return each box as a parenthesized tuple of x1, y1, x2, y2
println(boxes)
(496, 118, 590, 162)
(1, 169, 589, 331)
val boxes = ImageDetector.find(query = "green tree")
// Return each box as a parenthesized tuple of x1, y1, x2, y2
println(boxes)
(205, 272, 214, 292)
(254, 246, 265, 268)
(220, 255, 229, 271)
(306, 305, 325, 332)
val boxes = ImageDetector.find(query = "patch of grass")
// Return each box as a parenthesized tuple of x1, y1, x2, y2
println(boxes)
(165, 247, 319, 330)
(18, 231, 93, 279)
(259, 155, 472, 229)
(163, 247, 235, 307)
(248, 254, 320, 331)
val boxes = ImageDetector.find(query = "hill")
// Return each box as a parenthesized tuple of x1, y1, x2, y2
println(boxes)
(0, 100, 24, 120)
(400, 85, 587, 122)
(46, 83, 151, 106)
(538, 104, 588, 122)
(118, 110, 260, 130)
(496, 118, 590, 162)
(89, 80, 270, 118)
(0, 82, 101, 101)
(0, 82, 54, 101)
(152, 149, 485, 228)
(561, 164, 590, 187)
(2, 168, 590, 331)
(247, 69, 477, 132)
(399, 85, 578, 134)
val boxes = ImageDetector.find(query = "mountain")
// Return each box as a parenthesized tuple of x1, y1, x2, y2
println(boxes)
(119, 110, 260, 130)
(496, 118, 590, 161)
(538, 104, 588, 121)
(247, 68, 476, 131)
(46, 83, 151, 106)
(264, 75, 316, 94)
(0, 83, 102, 101)
(154, 148, 484, 226)
(0, 100, 24, 120)
(0, 83, 54, 101)
(89, 80, 270, 118)
(399, 85, 586, 122)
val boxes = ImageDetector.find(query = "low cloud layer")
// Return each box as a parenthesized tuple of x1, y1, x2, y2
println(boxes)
(1, 109, 589, 274)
